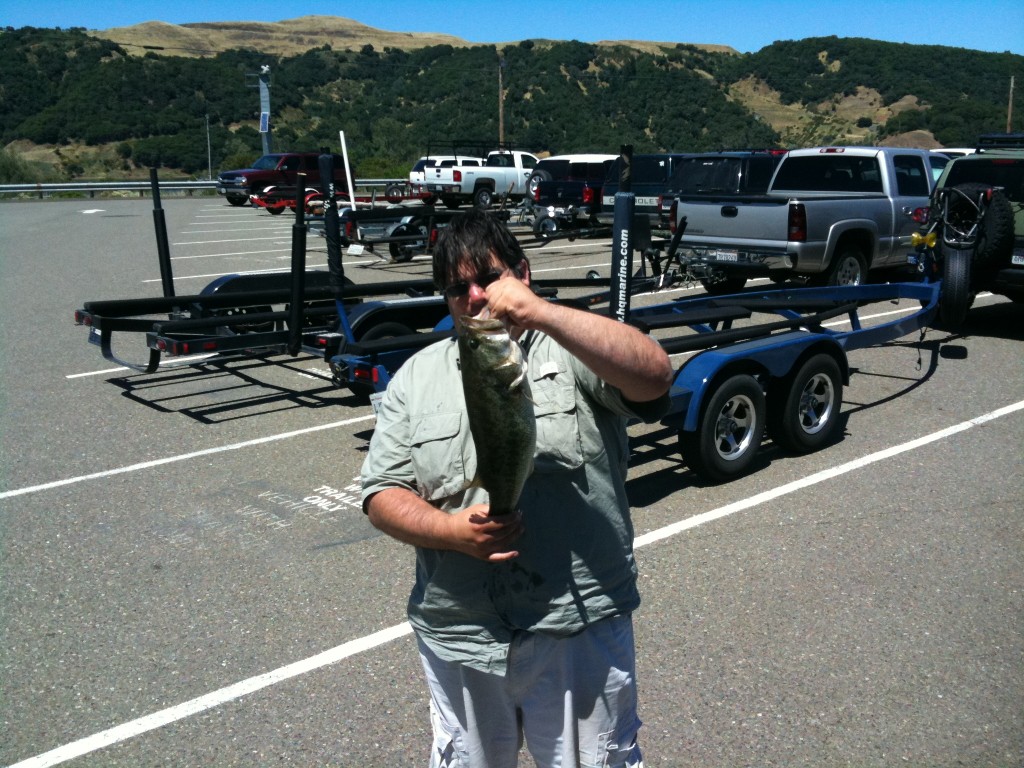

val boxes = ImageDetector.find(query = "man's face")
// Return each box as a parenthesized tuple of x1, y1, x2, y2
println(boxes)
(444, 254, 526, 330)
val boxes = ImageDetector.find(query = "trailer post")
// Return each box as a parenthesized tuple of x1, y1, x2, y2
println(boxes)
(320, 153, 356, 341)
(150, 167, 176, 301)
(287, 174, 307, 355)
(609, 145, 635, 323)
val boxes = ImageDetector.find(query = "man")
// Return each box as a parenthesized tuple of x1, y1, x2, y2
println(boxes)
(361, 210, 673, 767)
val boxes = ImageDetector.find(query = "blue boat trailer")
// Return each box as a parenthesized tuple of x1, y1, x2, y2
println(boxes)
(330, 278, 940, 482)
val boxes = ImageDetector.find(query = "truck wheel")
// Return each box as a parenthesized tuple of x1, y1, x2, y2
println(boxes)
(679, 374, 765, 483)
(700, 277, 747, 295)
(816, 247, 866, 286)
(767, 354, 843, 454)
(937, 245, 972, 328)
(473, 187, 494, 210)
(533, 214, 561, 239)
(266, 206, 285, 215)
(388, 224, 427, 263)
(226, 194, 248, 207)
(441, 197, 461, 209)
(943, 183, 1014, 266)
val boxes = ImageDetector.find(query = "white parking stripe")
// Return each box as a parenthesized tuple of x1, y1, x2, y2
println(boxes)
(7, 400, 1023, 767)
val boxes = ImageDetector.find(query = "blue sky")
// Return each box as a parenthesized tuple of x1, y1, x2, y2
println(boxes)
(2, 0, 1022, 55)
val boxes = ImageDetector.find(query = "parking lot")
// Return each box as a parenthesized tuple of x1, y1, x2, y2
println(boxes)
(1, 195, 1022, 767)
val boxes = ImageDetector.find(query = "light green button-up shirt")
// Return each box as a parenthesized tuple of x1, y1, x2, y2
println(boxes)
(361, 331, 669, 674)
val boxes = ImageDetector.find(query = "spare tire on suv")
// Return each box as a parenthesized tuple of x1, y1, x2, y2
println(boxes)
(938, 182, 1015, 266)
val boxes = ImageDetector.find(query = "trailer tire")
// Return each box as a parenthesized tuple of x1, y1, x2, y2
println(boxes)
(266, 206, 285, 215)
(700, 277, 747, 295)
(679, 373, 765, 483)
(533, 214, 561, 239)
(937, 244, 972, 328)
(473, 187, 494, 210)
(768, 354, 843, 454)
(388, 224, 427, 263)
(385, 184, 405, 204)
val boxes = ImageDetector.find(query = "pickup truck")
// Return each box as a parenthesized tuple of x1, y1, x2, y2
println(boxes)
(216, 152, 350, 207)
(597, 152, 693, 228)
(529, 154, 617, 236)
(425, 149, 539, 209)
(668, 146, 937, 289)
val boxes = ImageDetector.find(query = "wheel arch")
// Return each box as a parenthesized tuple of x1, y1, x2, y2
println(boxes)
(828, 223, 876, 266)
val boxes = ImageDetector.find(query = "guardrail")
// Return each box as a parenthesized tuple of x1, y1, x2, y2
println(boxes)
(0, 178, 405, 199)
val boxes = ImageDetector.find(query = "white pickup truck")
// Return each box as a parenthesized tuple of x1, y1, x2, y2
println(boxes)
(425, 149, 539, 209)
(668, 146, 938, 291)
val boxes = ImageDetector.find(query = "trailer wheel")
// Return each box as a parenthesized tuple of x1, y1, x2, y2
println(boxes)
(937, 245, 972, 328)
(385, 184, 405, 204)
(533, 214, 561, 239)
(768, 354, 843, 454)
(473, 187, 494, 210)
(266, 206, 285, 215)
(349, 322, 418, 402)
(388, 224, 427, 263)
(679, 374, 765, 483)
(700, 277, 747, 295)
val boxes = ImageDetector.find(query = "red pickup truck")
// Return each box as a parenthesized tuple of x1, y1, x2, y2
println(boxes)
(215, 152, 350, 206)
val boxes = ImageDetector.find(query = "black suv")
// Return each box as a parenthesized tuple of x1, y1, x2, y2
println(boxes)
(922, 133, 1024, 324)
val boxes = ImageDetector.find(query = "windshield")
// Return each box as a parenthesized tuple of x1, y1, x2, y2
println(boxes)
(251, 155, 283, 170)
(946, 158, 1024, 204)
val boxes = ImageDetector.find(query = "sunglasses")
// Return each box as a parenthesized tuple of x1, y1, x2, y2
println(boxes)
(443, 268, 507, 299)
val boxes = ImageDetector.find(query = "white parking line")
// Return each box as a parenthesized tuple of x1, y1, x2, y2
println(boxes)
(7, 400, 1024, 767)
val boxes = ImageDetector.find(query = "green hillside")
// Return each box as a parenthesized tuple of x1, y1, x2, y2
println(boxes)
(0, 25, 1020, 182)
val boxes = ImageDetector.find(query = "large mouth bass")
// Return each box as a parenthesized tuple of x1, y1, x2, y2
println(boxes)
(458, 315, 536, 516)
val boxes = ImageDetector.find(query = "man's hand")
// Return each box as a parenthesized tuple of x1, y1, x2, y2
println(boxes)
(449, 504, 524, 562)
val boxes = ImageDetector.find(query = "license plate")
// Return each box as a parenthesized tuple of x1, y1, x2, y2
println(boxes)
(1012, 250, 1024, 266)
(709, 249, 739, 262)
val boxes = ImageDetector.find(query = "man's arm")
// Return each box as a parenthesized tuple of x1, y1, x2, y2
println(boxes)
(365, 488, 523, 562)
(485, 278, 674, 403)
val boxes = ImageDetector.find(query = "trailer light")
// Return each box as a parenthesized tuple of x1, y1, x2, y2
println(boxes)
(201, 341, 218, 351)
(353, 366, 373, 382)
(156, 339, 167, 351)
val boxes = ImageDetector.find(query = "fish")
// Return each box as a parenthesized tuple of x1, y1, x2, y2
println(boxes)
(458, 315, 536, 516)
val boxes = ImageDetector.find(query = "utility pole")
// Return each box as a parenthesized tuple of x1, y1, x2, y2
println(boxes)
(1008, 75, 1015, 134)
(498, 55, 506, 146)
(205, 114, 212, 180)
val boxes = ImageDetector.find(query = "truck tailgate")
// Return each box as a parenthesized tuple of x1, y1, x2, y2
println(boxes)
(676, 195, 790, 243)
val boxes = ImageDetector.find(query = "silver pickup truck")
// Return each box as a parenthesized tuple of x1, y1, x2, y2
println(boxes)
(669, 146, 938, 291)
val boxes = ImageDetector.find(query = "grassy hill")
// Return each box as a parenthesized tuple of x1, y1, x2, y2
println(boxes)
(1, 19, 1019, 182)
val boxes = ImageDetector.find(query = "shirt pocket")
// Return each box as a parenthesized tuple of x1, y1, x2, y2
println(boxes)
(531, 369, 584, 473)
(410, 411, 468, 501)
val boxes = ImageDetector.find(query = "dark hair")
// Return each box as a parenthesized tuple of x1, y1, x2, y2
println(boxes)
(432, 210, 527, 291)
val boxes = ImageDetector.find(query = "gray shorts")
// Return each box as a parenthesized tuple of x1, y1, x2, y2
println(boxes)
(418, 614, 644, 768)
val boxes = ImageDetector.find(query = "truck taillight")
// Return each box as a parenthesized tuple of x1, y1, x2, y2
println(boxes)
(669, 199, 678, 234)
(345, 221, 355, 239)
(533, 186, 541, 202)
(429, 228, 439, 246)
(453, 170, 462, 182)
(788, 203, 807, 241)
(582, 187, 594, 204)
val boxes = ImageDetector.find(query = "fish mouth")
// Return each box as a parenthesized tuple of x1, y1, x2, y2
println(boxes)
(460, 314, 507, 334)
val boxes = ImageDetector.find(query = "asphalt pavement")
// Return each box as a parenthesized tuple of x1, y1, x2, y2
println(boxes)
(1, 195, 1021, 767)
